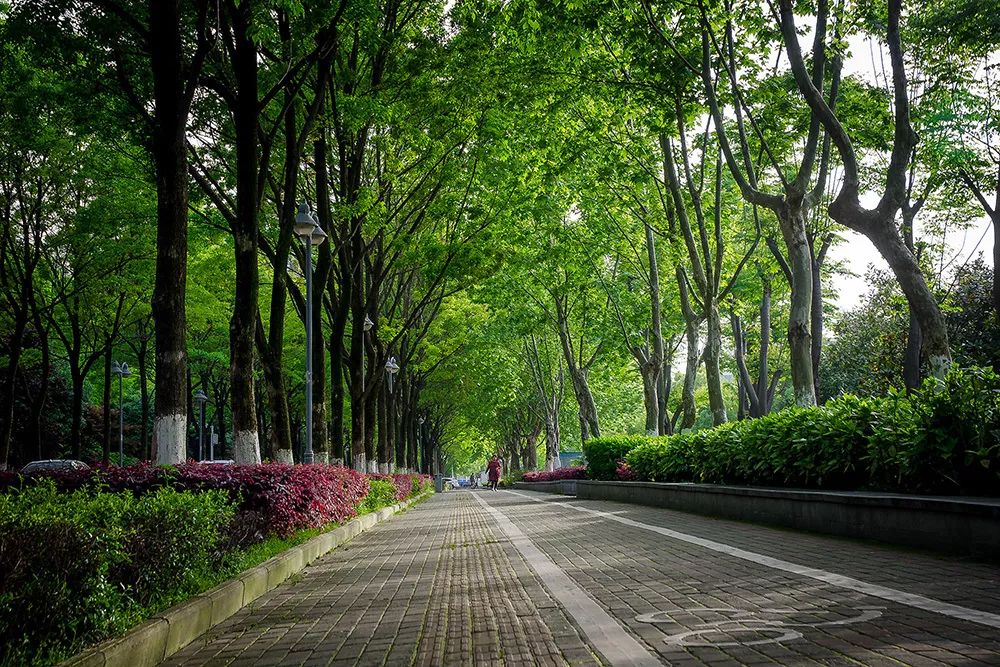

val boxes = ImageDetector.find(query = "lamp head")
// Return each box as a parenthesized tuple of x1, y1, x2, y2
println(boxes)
(385, 356, 400, 375)
(294, 202, 316, 238)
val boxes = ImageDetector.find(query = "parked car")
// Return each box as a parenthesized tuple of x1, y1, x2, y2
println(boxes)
(20, 459, 90, 474)
(442, 477, 459, 490)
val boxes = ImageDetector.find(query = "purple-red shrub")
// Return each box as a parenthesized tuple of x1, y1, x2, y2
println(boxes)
(2, 462, 371, 538)
(616, 461, 636, 481)
(522, 466, 587, 482)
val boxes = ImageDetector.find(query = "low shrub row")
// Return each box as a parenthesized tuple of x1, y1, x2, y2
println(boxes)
(0, 465, 431, 666)
(1, 462, 372, 537)
(624, 368, 1000, 495)
(582, 436, 649, 480)
(522, 466, 587, 482)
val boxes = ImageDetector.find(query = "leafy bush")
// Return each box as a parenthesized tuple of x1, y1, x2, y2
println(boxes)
(582, 436, 648, 480)
(625, 368, 1000, 495)
(0, 482, 236, 666)
(366, 473, 432, 502)
(522, 466, 587, 482)
(1, 463, 371, 538)
(359, 480, 398, 514)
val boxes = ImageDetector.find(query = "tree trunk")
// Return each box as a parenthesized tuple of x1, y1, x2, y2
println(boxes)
(757, 280, 773, 413)
(149, 0, 190, 465)
(102, 344, 112, 465)
(677, 269, 700, 429)
(137, 334, 150, 459)
(349, 224, 366, 471)
(544, 412, 560, 471)
(810, 253, 824, 401)
(229, 5, 261, 463)
(777, 204, 817, 406)
(645, 221, 664, 434)
(364, 377, 377, 471)
(70, 370, 84, 459)
(704, 300, 727, 425)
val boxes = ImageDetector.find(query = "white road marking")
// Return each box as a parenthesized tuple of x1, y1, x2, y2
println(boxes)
(506, 490, 1000, 631)
(472, 492, 663, 667)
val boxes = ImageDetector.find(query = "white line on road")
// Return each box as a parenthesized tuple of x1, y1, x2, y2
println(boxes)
(472, 492, 664, 667)
(506, 490, 1000, 631)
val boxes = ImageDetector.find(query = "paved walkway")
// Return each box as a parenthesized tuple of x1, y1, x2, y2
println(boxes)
(163, 490, 1000, 666)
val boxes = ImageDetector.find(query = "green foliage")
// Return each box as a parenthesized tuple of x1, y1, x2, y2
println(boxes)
(582, 436, 647, 480)
(0, 483, 234, 666)
(626, 368, 1000, 495)
(358, 480, 397, 514)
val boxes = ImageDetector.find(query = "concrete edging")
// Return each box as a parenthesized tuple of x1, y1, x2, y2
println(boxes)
(513, 480, 1000, 559)
(60, 491, 433, 667)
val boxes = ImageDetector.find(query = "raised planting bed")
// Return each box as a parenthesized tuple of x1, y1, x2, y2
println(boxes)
(513, 480, 1000, 559)
(59, 491, 432, 667)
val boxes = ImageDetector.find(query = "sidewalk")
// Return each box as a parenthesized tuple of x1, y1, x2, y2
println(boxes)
(162, 489, 1000, 666)
(161, 491, 600, 666)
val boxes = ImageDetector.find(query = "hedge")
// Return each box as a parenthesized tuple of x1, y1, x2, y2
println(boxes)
(522, 466, 587, 482)
(0, 467, 432, 666)
(581, 436, 648, 480)
(0, 483, 234, 666)
(625, 367, 1000, 495)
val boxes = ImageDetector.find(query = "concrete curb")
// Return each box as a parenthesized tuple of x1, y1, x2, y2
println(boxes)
(60, 491, 433, 667)
(513, 480, 1000, 559)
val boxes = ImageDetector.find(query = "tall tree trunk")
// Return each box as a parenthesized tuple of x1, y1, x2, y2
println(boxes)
(137, 334, 150, 459)
(544, 412, 560, 471)
(70, 370, 84, 459)
(677, 268, 700, 429)
(704, 300, 727, 425)
(364, 377, 378, 471)
(0, 320, 26, 467)
(349, 226, 366, 471)
(102, 344, 113, 464)
(149, 0, 190, 464)
(645, 221, 664, 433)
(777, 204, 817, 406)
(229, 4, 261, 463)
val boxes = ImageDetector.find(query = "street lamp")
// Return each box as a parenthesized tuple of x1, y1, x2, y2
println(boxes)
(384, 356, 400, 393)
(111, 361, 130, 465)
(363, 315, 374, 332)
(193, 389, 208, 461)
(296, 201, 328, 464)
(417, 414, 425, 473)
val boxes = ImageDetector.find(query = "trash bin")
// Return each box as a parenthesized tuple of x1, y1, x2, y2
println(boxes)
(435, 474, 444, 493)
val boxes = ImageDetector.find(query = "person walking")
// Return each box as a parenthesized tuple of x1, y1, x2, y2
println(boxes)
(487, 455, 502, 491)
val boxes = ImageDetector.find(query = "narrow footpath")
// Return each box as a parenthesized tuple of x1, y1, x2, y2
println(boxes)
(162, 490, 1000, 666)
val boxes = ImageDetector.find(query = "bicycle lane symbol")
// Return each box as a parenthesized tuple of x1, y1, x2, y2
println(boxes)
(635, 605, 885, 648)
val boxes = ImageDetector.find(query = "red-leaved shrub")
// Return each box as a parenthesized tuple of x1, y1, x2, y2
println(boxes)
(522, 466, 587, 482)
(2, 464, 436, 538)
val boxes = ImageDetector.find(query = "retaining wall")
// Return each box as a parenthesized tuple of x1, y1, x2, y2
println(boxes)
(514, 480, 1000, 559)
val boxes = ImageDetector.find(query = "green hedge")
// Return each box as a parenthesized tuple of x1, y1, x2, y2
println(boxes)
(582, 436, 648, 480)
(0, 483, 234, 666)
(625, 368, 1000, 495)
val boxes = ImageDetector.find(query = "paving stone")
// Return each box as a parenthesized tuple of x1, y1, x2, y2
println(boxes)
(161, 489, 1000, 667)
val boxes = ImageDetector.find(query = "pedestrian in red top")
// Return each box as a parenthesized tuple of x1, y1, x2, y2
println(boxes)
(487, 456, 502, 491)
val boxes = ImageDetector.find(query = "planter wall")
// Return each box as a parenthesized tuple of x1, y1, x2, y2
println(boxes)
(514, 480, 1000, 559)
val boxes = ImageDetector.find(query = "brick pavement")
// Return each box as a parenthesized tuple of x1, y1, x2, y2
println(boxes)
(162, 489, 1000, 666)
(488, 490, 1000, 666)
(161, 492, 601, 667)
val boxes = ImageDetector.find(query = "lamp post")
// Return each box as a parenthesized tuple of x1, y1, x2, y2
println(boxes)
(384, 356, 399, 394)
(418, 414, 425, 473)
(111, 361, 130, 465)
(193, 389, 208, 461)
(295, 201, 328, 464)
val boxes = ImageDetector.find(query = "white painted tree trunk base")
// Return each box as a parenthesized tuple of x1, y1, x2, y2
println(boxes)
(274, 448, 294, 464)
(378, 462, 389, 474)
(233, 430, 261, 464)
(330, 457, 344, 467)
(367, 460, 379, 473)
(154, 414, 187, 465)
(353, 453, 366, 472)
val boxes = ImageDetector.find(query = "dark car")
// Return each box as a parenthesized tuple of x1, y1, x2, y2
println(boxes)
(20, 459, 91, 474)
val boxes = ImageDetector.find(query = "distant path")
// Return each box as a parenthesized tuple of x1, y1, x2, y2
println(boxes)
(163, 489, 1000, 666)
